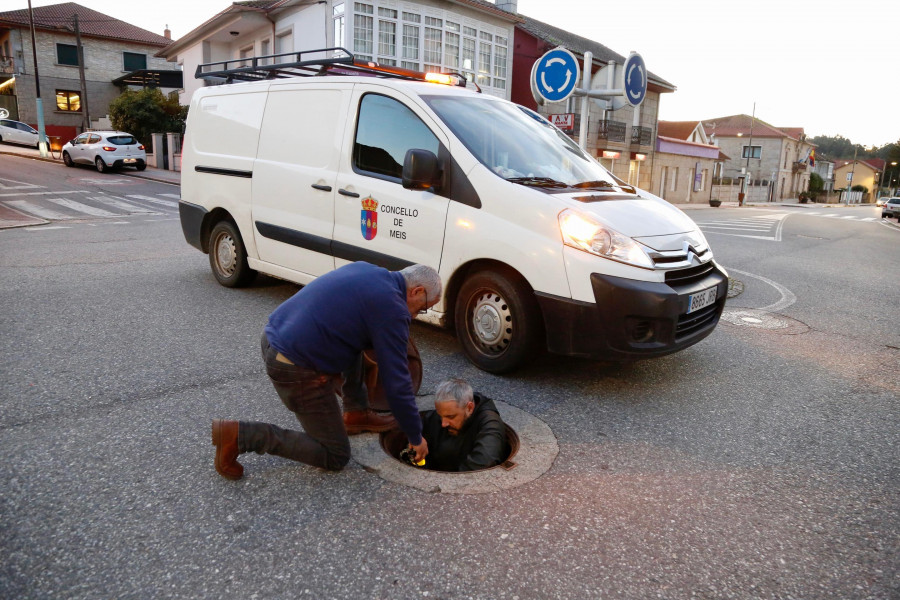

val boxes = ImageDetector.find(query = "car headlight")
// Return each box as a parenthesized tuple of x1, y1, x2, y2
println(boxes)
(558, 209, 653, 269)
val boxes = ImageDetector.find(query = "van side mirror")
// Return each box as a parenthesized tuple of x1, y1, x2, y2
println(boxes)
(402, 149, 440, 191)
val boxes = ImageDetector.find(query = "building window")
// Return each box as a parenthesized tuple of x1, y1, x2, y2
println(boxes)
(444, 31, 459, 69)
(402, 24, 419, 65)
(461, 36, 475, 78)
(56, 90, 81, 111)
(378, 19, 396, 58)
(239, 46, 253, 67)
(123, 51, 146, 71)
(742, 145, 761, 159)
(56, 43, 79, 66)
(672, 167, 678, 191)
(477, 41, 491, 87)
(260, 39, 270, 65)
(333, 2, 345, 48)
(424, 25, 441, 66)
(275, 29, 293, 54)
(353, 3, 374, 59)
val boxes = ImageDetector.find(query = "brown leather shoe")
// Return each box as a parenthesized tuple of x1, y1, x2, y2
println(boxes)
(211, 419, 243, 480)
(343, 409, 398, 434)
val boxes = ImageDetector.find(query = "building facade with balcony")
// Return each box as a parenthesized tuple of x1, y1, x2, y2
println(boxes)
(157, 0, 521, 106)
(510, 14, 675, 191)
(0, 3, 178, 142)
(702, 114, 816, 201)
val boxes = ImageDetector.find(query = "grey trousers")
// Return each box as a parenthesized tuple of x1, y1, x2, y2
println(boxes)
(238, 333, 367, 471)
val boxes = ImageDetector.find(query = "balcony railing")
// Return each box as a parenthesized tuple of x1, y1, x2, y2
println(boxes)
(631, 125, 653, 146)
(598, 119, 626, 143)
(0, 55, 15, 75)
(792, 161, 808, 173)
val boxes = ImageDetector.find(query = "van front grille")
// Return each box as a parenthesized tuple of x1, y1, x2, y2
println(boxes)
(665, 263, 715, 286)
(675, 303, 718, 339)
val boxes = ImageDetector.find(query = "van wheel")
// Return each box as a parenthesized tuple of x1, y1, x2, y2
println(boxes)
(455, 270, 542, 374)
(95, 157, 107, 173)
(208, 221, 256, 287)
(63, 152, 74, 167)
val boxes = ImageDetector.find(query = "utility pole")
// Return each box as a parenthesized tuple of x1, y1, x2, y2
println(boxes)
(740, 103, 755, 206)
(846, 147, 858, 204)
(72, 13, 91, 133)
(27, 0, 48, 157)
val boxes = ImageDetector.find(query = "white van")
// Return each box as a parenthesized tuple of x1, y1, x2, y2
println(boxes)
(179, 50, 727, 373)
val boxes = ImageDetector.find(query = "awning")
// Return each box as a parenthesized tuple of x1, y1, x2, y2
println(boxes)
(112, 69, 183, 88)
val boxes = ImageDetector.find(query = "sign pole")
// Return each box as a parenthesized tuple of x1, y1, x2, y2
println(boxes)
(578, 51, 591, 150)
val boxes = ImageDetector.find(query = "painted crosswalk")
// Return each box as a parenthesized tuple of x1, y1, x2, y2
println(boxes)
(1, 190, 176, 223)
(696, 213, 789, 241)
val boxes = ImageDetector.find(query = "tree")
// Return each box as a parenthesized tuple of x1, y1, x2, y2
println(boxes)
(108, 88, 187, 153)
(808, 172, 824, 192)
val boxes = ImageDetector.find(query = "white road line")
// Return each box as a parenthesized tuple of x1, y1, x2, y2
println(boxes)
(6, 200, 74, 220)
(726, 267, 797, 312)
(700, 224, 771, 230)
(26, 225, 69, 231)
(45, 197, 118, 217)
(0, 190, 89, 197)
(860, 218, 876, 222)
(87, 221, 130, 226)
(159, 193, 181, 199)
(89, 195, 158, 214)
(0, 177, 43, 190)
(125, 194, 178, 208)
(841, 216, 857, 219)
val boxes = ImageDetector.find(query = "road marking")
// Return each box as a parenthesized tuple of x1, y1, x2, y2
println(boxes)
(89, 195, 159, 214)
(26, 225, 70, 231)
(697, 213, 788, 241)
(0, 190, 90, 197)
(45, 197, 118, 217)
(6, 200, 75, 220)
(79, 178, 128, 185)
(726, 267, 797, 312)
(125, 194, 178, 208)
(87, 221, 130, 226)
(0, 177, 43, 190)
(159, 193, 181, 199)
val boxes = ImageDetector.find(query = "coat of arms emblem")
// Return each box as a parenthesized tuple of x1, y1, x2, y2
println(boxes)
(361, 196, 378, 240)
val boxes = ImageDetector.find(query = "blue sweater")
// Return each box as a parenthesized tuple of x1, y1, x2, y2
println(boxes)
(264, 262, 422, 444)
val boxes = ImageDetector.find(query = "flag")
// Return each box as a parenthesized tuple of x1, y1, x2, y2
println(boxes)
(809, 149, 815, 167)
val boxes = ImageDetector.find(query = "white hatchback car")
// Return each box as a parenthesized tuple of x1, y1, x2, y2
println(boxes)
(62, 131, 147, 172)
(0, 118, 40, 148)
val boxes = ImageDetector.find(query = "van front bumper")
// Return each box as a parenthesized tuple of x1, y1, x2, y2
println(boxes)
(535, 264, 728, 360)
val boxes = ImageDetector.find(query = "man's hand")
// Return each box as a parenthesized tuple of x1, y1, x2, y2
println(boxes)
(410, 437, 428, 463)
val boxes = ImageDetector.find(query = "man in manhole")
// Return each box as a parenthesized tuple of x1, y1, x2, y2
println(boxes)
(418, 378, 510, 472)
(211, 262, 441, 479)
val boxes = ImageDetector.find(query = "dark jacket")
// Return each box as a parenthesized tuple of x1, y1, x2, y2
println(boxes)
(264, 262, 421, 444)
(421, 393, 509, 472)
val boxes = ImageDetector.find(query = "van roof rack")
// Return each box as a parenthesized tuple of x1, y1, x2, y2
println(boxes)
(195, 46, 476, 90)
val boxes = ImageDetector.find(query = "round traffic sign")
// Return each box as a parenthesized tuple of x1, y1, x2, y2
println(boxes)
(533, 47, 580, 103)
(622, 52, 647, 107)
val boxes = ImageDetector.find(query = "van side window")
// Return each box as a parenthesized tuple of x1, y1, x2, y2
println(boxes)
(353, 93, 439, 180)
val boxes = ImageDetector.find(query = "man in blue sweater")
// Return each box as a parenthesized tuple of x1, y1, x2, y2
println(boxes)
(211, 262, 441, 479)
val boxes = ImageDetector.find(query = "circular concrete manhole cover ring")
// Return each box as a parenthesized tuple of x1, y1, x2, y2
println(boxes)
(721, 308, 810, 334)
(350, 396, 558, 494)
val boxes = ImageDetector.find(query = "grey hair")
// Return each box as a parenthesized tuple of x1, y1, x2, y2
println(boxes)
(434, 378, 474, 408)
(399, 264, 442, 301)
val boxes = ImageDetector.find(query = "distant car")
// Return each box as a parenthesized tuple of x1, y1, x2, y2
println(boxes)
(62, 131, 147, 173)
(876, 197, 890, 207)
(882, 197, 900, 219)
(0, 118, 40, 148)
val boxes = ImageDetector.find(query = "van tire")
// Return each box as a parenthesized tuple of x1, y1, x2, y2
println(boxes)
(208, 221, 256, 288)
(455, 270, 542, 374)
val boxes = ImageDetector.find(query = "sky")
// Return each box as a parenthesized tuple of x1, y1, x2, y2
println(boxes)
(26, 0, 899, 148)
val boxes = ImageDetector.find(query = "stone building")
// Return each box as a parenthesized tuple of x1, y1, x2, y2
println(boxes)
(652, 121, 727, 204)
(0, 3, 178, 143)
(702, 114, 816, 201)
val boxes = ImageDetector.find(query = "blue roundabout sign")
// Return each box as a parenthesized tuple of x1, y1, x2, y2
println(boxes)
(532, 47, 580, 103)
(622, 52, 647, 107)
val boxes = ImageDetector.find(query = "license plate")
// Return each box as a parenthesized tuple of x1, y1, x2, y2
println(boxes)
(123, 158, 136, 163)
(687, 286, 717, 314)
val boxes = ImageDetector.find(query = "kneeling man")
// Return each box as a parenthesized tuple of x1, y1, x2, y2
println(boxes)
(421, 378, 509, 472)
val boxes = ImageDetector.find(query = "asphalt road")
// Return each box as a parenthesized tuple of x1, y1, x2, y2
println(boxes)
(1, 156, 898, 599)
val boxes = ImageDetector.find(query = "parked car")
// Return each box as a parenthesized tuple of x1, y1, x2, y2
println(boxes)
(62, 131, 146, 172)
(0, 118, 40, 148)
(881, 197, 900, 219)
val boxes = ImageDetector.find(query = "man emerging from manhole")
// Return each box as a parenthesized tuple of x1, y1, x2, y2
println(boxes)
(419, 378, 510, 472)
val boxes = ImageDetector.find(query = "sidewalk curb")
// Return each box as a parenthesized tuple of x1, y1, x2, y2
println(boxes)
(1, 147, 181, 186)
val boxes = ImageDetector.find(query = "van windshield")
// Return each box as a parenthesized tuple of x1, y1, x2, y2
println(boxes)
(424, 96, 621, 191)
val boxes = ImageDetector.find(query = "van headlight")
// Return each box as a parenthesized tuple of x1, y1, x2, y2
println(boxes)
(558, 209, 653, 269)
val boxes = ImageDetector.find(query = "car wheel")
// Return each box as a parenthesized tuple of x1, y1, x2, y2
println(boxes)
(62, 152, 74, 167)
(95, 156, 107, 173)
(208, 221, 256, 288)
(135, 163, 146, 171)
(454, 269, 543, 374)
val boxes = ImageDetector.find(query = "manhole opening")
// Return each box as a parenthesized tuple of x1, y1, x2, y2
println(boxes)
(380, 422, 520, 473)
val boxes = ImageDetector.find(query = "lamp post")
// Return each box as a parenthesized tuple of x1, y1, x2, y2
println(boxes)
(27, 0, 48, 157)
(880, 160, 898, 196)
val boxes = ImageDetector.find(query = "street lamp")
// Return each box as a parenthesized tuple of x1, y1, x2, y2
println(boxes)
(883, 161, 898, 196)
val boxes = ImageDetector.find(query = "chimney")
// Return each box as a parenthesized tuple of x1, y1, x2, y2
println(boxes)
(164, 24, 171, 40)
(495, 0, 518, 13)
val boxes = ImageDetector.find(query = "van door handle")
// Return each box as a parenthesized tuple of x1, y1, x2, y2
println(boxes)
(338, 188, 360, 198)
(311, 184, 332, 192)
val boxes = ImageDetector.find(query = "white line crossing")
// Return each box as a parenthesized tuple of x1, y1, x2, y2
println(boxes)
(6, 200, 75, 220)
(45, 197, 118, 218)
(89, 195, 159, 214)
(125, 194, 178, 208)
(0, 177, 44, 190)
(159, 193, 181, 200)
